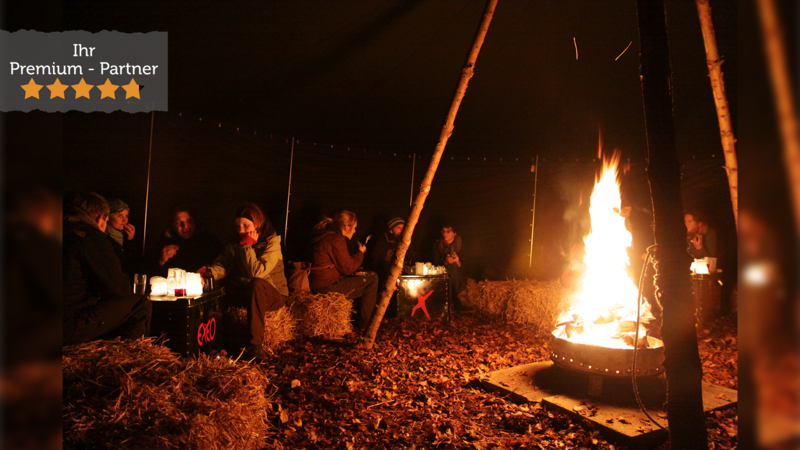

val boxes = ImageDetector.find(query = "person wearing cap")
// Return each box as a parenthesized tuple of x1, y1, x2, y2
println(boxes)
(105, 198, 139, 277)
(198, 203, 289, 360)
(371, 217, 406, 285)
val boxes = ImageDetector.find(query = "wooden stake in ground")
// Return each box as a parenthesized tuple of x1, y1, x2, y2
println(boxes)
(636, 1, 708, 448)
(362, 0, 499, 350)
(695, 0, 738, 230)
(758, 0, 800, 235)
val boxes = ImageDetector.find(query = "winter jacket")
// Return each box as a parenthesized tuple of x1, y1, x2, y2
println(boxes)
(108, 233, 140, 278)
(310, 230, 363, 290)
(207, 233, 289, 296)
(370, 232, 398, 275)
(63, 214, 132, 323)
(149, 230, 223, 277)
(433, 235, 463, 266)
(687, 226, 718, 259)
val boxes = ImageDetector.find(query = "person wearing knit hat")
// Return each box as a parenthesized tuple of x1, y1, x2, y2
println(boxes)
(105, 198, 139, 277)
(370, 217, 408, 299)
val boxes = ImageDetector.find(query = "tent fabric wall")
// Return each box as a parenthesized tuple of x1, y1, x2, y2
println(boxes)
(64, 111, 736, 281)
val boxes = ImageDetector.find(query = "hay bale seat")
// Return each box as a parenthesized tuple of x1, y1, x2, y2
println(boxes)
(63, 338, 272, 450)
(291, 291, 354, 340)
(261, 306, 296, 354)
(223, 291, 354, 352)
(466, 279, 571, 334)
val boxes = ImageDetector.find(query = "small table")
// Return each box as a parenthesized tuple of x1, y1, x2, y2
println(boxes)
(396, 274, 451, 322)
(149, 288, 225, 357)
(691, 272, 721, 323)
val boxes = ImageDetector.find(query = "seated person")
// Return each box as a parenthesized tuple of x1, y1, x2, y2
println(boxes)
(63, 192, 151, 346)
(198, 203, 289, 359)
(150, 203, 222, 277)
(105, 198, 139, 277)
(685, 210, 717, 259)
(370, 217, 405, 284)
(433, 225, 467, 303)
(310, 210, 378, 329)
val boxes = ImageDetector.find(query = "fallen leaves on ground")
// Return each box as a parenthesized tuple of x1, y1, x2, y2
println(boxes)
(241, 312, 738, 449)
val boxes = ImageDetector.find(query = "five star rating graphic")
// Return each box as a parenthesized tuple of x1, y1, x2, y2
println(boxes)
(20, 78, 141, 100)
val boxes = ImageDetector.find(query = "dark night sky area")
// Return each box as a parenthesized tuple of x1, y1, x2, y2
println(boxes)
(64, 0, 737, 162)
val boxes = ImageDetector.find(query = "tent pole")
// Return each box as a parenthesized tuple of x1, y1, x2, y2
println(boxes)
(284, 137, 295, 247)
(142, 102, 155, 261)
(529, 155, 538, 269)
(410, 153, 416, 206)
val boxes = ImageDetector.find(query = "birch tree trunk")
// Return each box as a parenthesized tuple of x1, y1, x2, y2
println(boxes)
(362, 0, 499, 350)
(695, 0, 738, 230)
(636, 1, 709, 448)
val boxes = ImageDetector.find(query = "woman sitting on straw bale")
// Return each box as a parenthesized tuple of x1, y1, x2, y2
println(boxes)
(433, 224, 467, 304)
(198, 203, 289, 359)
(309, 210, 378, 329)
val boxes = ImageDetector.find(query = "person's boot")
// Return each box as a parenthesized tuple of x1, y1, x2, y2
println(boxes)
(244, 344, 269, 362)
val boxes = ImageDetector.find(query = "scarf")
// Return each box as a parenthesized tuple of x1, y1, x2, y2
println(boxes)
(106, 226, 124, 246)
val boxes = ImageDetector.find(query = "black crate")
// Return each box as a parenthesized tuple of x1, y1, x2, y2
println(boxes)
(149, 289, 225, 357)
(396, 275, 450, 321)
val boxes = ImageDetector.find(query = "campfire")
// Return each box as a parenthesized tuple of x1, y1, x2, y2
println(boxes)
(551, 152, 665, 377)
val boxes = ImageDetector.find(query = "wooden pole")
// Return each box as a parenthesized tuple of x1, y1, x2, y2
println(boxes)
(758, 0, 800, 235)
(284, 137, 295, 247)
(363, 0, 499, 349)
(142, 102, 155, 262)
(695, 0, 738, 231)
(410, 153, 416, 207)
(636, 1, 708, 448)
(529, 155, 539, 269)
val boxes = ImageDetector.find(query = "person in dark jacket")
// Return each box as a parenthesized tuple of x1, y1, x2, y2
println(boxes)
(198, 203, 289, 360)
(685, 211, 718, 259)
(63, 192, 151, 346)
(370, 217, 405, 283)
(310, 210, 377, 329)
(150, 204, 222, 277)
(105, 198, 139, 277)
(433, 225, 467, 303)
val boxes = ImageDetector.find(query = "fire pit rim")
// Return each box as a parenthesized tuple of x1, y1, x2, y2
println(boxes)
(549, 330, 665, 378)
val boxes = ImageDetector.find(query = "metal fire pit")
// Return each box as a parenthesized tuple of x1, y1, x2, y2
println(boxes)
(549, 330, 665, 377)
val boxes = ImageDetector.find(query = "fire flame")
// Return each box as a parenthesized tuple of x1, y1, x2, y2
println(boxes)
(555, 152, 658, 350)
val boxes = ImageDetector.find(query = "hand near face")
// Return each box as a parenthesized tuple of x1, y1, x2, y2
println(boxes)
(123, 223, 135, 240)
(160, 244, 180, 265)
(240, 230, 259, 246)
(691, 234, 704, 250)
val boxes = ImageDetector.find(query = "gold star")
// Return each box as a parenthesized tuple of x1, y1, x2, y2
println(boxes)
(122, 78, 140, 99)
(71, 78, 94, 99)
(21, 78, 43, 99)
(46, 78, 69, 99)
(97, 78, 119, 99)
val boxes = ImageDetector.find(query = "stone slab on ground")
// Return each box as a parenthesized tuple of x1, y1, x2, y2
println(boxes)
(481, 361, 738, 446)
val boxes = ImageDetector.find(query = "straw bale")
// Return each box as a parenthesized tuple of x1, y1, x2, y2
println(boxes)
(466, 279, 571, 332)
(261, 306, 296, 353)
(63, 338, 272, 450)
(504, 279, 571, 334)
(465, 279, 514, 316)
(291, 292, 353, 339)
